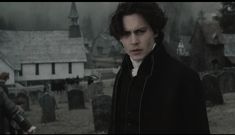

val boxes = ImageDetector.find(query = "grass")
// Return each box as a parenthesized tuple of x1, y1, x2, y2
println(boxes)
(207, 92, 235, 134)
(25, 92, 96, 134)
(24, 85, 235, 134)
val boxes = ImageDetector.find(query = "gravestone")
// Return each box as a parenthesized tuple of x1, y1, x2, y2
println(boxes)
(39, 93, 56, 123)
(67, 89, 85, 110)
(202, 74, 224, 106)
(92, 95, 112, 133)
(16, 92, 30, 111)
(218, 71, 235, 93)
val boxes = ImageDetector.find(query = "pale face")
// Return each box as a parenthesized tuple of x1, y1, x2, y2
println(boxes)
(120, 14, 157, 62)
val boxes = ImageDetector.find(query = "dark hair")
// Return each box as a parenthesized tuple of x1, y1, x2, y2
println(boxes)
(109, 2, 167, 44)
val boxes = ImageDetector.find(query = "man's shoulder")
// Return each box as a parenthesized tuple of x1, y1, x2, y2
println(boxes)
(161, 53, 199, 78)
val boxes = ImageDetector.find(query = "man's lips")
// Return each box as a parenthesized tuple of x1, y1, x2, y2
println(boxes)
(130, 49, 142, 55)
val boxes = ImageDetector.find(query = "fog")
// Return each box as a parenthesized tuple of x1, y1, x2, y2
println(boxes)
(0, 2, 221, 36)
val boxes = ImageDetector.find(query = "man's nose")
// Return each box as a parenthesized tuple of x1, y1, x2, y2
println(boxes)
(130, 34, 139, 45)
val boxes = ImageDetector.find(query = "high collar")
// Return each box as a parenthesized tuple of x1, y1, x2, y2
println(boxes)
(130, 59, 142, 77)
(130, 58, 142, 69)
(130, 43, 156, 77)
(121, 43, 165, 77)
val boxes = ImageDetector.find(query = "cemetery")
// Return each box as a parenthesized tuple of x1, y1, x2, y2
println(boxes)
(0, 2, 235, 134)
(8, 74, 233, 134)
(21, 78, 113, 134)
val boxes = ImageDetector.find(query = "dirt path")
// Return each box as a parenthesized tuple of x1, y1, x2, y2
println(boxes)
(207, 92, 235, 134)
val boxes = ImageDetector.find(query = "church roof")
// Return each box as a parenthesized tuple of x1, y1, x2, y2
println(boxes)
(200, 20, 224, 45)
(0, 30, 87, 70)
(0, 51, 15, 70)
(190, 18, 224, 46)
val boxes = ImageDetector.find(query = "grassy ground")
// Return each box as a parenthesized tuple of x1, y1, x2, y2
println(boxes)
(24, 88, 235, 134)
(25, 92, 96, 134)
(207, 92, 235, 134)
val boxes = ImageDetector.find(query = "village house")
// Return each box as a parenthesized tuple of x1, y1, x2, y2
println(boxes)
(0, 2, 87, 85)
(175, 12, 235, 95)
(190, 13, 225, 72)
(89, 31, 124, 68)
(175, 12, 235, 73)
(0, 51, 15, 84)
(223, 34, 235, 67)
(176, 35, 191, 66)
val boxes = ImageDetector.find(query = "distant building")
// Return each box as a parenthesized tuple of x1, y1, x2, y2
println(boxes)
(190, 13, 225, 72)
(0, 51, 15, 84)
(223, 34, 235, 67)
(177, 39, 189, 56)
(90, 31, 124, 68)
(0, 2, 87, 85)
(176, 36, 191, 67)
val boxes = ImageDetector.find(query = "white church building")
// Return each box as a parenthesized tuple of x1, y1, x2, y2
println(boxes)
(0, 2, 87, 85)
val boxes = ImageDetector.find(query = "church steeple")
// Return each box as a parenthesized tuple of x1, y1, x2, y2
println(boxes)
(68, 2, 81, 38)
(69, 2, 79, 25)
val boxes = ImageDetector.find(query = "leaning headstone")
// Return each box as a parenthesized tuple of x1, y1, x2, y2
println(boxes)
(39, 93, 56, 123)
(218, 71, 235, 93)
(202, 74, 224, 106)
(92, 95, 112, 133)
(16, 92, 30, 111)
(67, 89, 85, 110)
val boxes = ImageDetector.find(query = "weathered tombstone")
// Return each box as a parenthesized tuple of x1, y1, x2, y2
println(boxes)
(39, 93, 56, 123)
(218, 71, 235, 93)
(92, 95, 112, 133)
(16, 92, 30, 111)
(202, 74, 224, 106)
(67, 89, 85, 110)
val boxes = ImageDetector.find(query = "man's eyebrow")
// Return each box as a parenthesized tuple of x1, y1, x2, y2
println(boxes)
(134, 27, 148, 32)
(124, 26, 148, 33)
(137, 26, 148, 30)
(123, 30, 131, 35)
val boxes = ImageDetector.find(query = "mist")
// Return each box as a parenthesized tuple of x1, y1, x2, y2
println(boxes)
(0, 2, 221, 36)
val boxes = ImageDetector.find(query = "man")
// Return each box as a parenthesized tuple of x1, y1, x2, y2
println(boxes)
(109, 2, 210, 134)
(0, 72, 36, 133)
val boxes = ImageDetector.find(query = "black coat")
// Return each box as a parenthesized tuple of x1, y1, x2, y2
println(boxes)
(0, 86, 31, 133)
(109, 44, 210, 134)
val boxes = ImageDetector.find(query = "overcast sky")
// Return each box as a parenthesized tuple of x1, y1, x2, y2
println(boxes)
(0, 2, 221, 35)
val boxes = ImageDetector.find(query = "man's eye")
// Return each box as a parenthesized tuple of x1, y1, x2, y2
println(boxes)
(136, 30, 146, 35)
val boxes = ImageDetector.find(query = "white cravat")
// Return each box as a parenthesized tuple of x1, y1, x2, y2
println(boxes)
(130, 58, 142, 77)
(130, 43, 156, 77)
